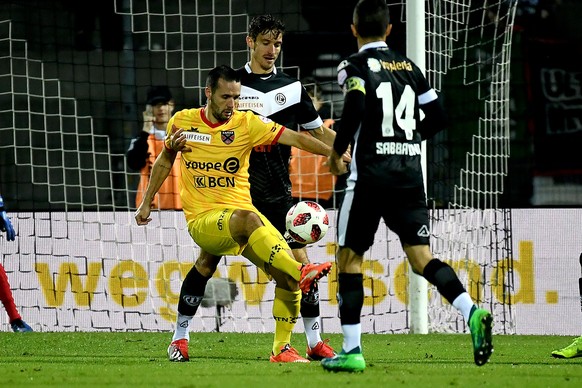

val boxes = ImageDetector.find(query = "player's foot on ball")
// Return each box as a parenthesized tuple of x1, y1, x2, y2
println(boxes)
(270, 344, 310, 363)
(306, 339, 336, 361)
(469, 306, 493, 366)
(321, 347, 366, 373)
(552, 336, 582, 358)
(168, 339, 189, 362)
(298, 262, 332, 294)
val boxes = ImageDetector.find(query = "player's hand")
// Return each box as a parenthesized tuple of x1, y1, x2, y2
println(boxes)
(168, 126, 192, 153)
(134, 203, 152, 226)
(0, 210, 15, 241)
(328, 150, 349, 176)
(341, 150, 352, 163)
(342, 144, 352, 163)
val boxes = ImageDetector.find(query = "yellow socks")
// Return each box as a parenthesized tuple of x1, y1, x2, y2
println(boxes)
(272, 287, 301, 354)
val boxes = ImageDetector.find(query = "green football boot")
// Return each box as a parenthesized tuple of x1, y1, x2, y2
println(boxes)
(469, 306, 494, 366)
(321, 347, 366, 373)
(552, 336, 582, 359)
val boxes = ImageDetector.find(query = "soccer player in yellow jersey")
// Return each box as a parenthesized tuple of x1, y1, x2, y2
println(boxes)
(134, 65, 334, 363)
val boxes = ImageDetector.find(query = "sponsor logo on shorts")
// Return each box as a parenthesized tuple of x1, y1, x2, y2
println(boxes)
(217, 209, 228, 231)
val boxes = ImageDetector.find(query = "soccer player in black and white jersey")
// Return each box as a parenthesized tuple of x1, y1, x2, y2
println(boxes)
(322, 0, 494, 372)
(236, 15, 339, 363)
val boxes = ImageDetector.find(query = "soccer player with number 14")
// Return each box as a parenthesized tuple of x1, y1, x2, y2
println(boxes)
(323, 0, 493, 372)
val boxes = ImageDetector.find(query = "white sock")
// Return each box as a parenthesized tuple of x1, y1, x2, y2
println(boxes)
(452, 292, 475, 322)
(342, 323, 362, 353)
(303, 317, 322, 348)
(172, 313, 193, 341)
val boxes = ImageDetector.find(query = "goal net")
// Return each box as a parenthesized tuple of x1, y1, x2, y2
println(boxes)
(0, 0, 515, 334)
(421, 0, 516, 334)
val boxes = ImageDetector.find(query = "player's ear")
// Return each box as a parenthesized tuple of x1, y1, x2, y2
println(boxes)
(386, 24, 393, 37)
(204, 86, 211, 100)
(351, 24, 358, 38)
(245, 36, 254, 49)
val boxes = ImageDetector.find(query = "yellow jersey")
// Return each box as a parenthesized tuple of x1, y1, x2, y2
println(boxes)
(166, 108, 285, 221)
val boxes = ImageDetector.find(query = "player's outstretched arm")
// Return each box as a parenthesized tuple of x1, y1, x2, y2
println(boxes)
(308, 125, 351, 163)
(278, 128, 331, 157)
(308, 124, 336, 147)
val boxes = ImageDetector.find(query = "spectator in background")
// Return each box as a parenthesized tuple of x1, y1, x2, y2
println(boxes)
(126, 86, 182, 210)
(289, 77, 337, 209)
(0, 193, 33, 332)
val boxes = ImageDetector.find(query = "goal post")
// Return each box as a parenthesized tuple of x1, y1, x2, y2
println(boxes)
(0, 0, 515, 334)
(406, 0, 429, 335)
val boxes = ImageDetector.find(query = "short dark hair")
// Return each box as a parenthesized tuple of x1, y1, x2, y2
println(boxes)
(206, 65, 240, 92)
(353, 0, 390, 38)
(248, 14, 285, 41)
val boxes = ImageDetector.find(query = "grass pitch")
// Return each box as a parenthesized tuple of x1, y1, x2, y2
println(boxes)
(1, 332, 581, 387)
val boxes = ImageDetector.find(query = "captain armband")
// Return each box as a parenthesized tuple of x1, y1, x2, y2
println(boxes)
(345, 77, 366, 95)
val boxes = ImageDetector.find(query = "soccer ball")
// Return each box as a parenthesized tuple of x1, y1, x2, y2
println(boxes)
(285, 201, 329, 244)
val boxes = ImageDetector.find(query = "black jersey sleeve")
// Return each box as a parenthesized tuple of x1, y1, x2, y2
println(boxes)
(334, 59, 367, 154)
(297, 84, 322, 129)
(418, 96, 447, 140)
(334, 88, 365, 155)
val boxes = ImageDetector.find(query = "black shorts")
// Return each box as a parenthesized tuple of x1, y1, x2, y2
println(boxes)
(338, 182, 430, 255)
(253, 198, 305, 250)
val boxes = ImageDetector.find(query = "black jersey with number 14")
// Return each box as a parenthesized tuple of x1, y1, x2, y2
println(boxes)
(336, 43, 438, 189)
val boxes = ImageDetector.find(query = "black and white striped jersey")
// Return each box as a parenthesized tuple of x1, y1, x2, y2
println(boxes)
(336, 41, 439, 189)
(237, 63, 323, 203)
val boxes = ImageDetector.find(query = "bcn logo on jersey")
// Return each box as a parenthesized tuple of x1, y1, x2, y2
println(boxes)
(376, 142, 421, 156)
(193, 176, 235, 188)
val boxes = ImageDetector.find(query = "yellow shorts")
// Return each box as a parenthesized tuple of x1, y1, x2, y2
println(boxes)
(187, 208, 289, 263)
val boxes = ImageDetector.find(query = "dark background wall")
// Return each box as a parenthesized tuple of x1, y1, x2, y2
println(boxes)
(0, 0, 580, 210)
